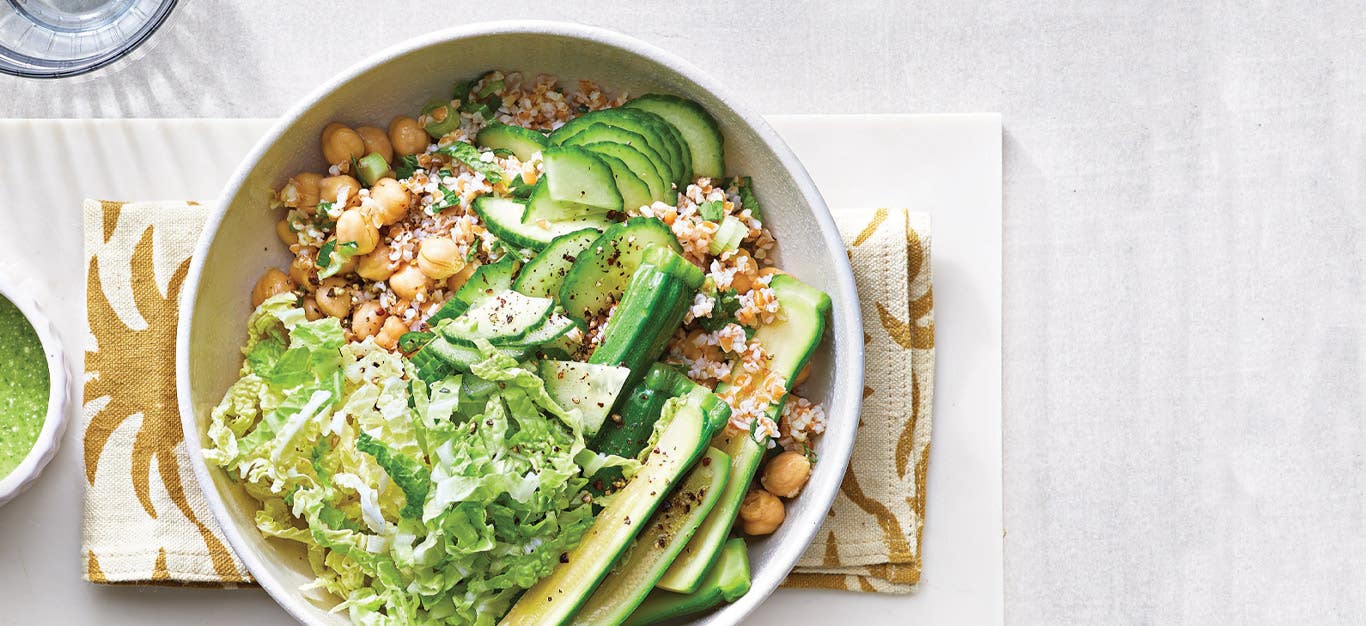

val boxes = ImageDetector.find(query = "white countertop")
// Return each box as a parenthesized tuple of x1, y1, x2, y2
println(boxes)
(1, 2, 1364, 624)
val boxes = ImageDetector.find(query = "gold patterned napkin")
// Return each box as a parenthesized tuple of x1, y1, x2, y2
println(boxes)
(79, 199, 933, 593)
(783, 208, 934, 593)
(82, 200, 251, 585)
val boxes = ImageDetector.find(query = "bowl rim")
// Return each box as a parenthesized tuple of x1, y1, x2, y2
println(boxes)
(0, 274, 70, 505)
(177, 19, 863, 625)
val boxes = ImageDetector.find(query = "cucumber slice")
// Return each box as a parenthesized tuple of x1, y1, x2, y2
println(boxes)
(542, 146, 623, 212)
(439, 291, 553, 344)
(625, 95, 725, 179)
(594, 152, 654, 212)
(473, 195, 612, 251)
(612, 108, 692, 187)
(522, 181, 591, 224)
(513, 229, 600, 302)
(539, 360, 631, 436)
(417, 337, 529, 374)
(657, 274, 832, 593)
(426, 253, 523, 327)
(514, 312, 575, 347)
(625, 538, 751, 626)
(551, 110, 683, 187)
(475, 122, 550, 161)
(559, 217, 681, 327)
(500, 396, 717, 626)
(577, 141, 672, 204)
(572, 447, 731, 625)
(560, 125, 672, 201)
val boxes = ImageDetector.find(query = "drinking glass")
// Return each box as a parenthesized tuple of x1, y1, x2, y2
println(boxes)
(0, 0, 176, 78)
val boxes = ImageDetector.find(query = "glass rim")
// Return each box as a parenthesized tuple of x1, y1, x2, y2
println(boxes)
(0, 0, 178, 79)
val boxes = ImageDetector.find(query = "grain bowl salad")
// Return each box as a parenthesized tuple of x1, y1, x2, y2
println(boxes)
(205, 71, 831, 626)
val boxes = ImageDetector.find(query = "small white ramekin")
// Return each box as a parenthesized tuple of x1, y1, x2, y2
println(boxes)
(0, 274, 69, 506)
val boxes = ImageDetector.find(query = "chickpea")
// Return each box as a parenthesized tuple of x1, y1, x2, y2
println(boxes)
(388, 264, 430, 301)
(417, 237, 464, 279)
(738, 489, 785, 536)
(761, 451, 813, 498)
(302, 296, 323, 321)
(446, 261, 477, 292)
(388, 116, 428, 156)
(351, 301, 386, 340)
(757, 266, 786, 279)
(316, 277, 353, 318)
(251, 268, 294, 307)
(374, 316, 408, 351)
(368, 178, 411, 225)
(280, 172, 322, 212)
(792, 361, 813, 388)
(320, 175, 362, 208)
(321, 124, 366, 165)
(358, 242, 399, 281)
(275, 219, 297, 246)
(321, 122, 348, 140)
(336, 247, 360, 275)
(356, 126, 394, 163)
(336, 209, 379, 254)
(289, 247, 318, 291)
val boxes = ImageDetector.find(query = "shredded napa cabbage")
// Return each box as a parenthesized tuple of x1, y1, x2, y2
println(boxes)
(205, 295, 598, 625)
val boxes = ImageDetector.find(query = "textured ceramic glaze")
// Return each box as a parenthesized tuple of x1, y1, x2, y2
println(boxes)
(0, 274, 70, 507)
(178, 21, 862, 626)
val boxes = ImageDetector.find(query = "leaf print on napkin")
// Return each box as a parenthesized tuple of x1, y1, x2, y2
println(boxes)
(84, 222, 242, 580)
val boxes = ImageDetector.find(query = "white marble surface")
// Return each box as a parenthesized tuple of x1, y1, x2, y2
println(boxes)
(0, 2, 1363, 624)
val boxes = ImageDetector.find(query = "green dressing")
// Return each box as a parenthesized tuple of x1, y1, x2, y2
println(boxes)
(0, 295, 49, 479)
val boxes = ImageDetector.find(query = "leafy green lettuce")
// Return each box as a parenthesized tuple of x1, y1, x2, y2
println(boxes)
(205, 296, 596, 625)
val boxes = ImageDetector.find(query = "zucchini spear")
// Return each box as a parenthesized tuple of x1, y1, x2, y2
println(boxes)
(588, 244, 704, 393)
(657, 274, 831, 593)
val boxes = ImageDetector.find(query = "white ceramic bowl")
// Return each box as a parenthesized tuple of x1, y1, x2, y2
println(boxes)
(0, 275, 70, 506)
(178, 21, 862, 626)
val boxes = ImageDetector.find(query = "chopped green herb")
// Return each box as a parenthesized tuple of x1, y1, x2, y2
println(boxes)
(508, 174, 536, 198)
(699, 200, 725, 222)
(435, 141, 504, 183)
(428, 186, 460, 214)
(317, 240, 360, 279)
(733, 176, 763, 221)
(698, 289, 742, 331)
(801, 442, 819, 465)
(394, 154, 420, 180)
(452, 78, 475, 103)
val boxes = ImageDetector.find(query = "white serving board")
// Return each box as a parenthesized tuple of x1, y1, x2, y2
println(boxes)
(0, 115, 1002, 626)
